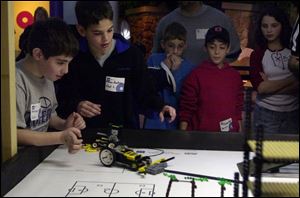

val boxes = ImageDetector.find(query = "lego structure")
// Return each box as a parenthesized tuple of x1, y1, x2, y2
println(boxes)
(90, 125, 174, 175)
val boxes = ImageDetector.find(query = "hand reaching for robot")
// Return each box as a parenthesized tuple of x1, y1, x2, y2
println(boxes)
(159, 105, 176, 123)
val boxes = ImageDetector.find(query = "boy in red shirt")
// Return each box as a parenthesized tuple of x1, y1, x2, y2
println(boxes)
(179, 25, 244, 132)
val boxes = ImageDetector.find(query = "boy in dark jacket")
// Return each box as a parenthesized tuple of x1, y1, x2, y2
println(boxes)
(56, 1, 176, 129)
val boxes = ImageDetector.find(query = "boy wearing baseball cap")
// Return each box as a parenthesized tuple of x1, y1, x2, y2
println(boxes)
(179, 25, 244, 132)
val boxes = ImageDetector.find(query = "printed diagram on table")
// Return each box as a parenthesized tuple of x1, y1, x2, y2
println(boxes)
(66, 181, 155, 197)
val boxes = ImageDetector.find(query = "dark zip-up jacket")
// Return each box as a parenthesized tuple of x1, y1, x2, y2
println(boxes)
(56, 33, 164, 129)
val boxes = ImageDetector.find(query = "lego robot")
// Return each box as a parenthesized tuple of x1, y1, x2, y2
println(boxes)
(96, 127, 174, 174)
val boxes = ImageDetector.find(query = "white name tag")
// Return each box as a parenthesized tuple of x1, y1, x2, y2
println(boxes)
(30, 103, 41, 121)
(219, 118, 233, 132)
(105, 76, 125, 92)
(196, 28, 208, 40)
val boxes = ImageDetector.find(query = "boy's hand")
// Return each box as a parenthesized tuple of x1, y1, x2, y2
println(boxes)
(61, 127, 83, 154)
(77, 100, 101, 118)
(164, 54, 182, 71)
(163, 54, 173, 69)
(179, 121, 188, 130)
(65, 112, 86, 129)
(169, 54, 182, 71)
(159, 105, 176, 123)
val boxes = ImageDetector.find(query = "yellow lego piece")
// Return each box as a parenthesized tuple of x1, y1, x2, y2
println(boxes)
(82, 144, 99, 152)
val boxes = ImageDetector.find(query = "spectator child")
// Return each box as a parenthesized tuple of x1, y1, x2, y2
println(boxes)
(179, 25, 244, 132)
(250, 5, 299, 134)
(144, 22, 194, 129)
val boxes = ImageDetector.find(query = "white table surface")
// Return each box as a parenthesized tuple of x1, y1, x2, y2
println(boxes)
(5, 145, 297, 197)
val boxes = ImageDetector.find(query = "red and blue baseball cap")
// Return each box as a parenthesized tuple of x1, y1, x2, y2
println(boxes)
(205, 25, 230, 45)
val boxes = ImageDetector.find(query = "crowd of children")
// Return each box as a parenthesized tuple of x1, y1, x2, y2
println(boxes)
(15, 1, 299, 154)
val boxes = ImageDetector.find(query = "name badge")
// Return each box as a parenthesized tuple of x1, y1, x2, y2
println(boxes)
(219, 118, 233, 132)
(30, 103, 41, 121)
(196, 28, 208, 40)
(105, 76, 125, 92)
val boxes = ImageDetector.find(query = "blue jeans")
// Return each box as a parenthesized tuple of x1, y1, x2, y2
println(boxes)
(253, 105, 299, 134)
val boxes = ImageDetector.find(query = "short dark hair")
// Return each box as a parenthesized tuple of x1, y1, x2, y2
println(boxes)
(75, 1, 113, 29)
(162, 22, 187, 42)
(27, 18, 79, 59)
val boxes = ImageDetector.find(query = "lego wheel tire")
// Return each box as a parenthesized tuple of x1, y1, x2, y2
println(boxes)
(99, 148, 116, 167)
(92, 143, 98, 148)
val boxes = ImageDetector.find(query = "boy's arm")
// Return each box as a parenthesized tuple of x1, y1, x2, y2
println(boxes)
(17, 128, 65, 146)
(178, 72, 199, 131)
(17, 128, 82, 154)
(147, 67, 171, 92)
(49, 115, 66, 130)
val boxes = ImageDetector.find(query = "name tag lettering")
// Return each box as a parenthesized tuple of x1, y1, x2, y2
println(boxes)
(105, 76, 125, 92)
(30, 103, 41, 121)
